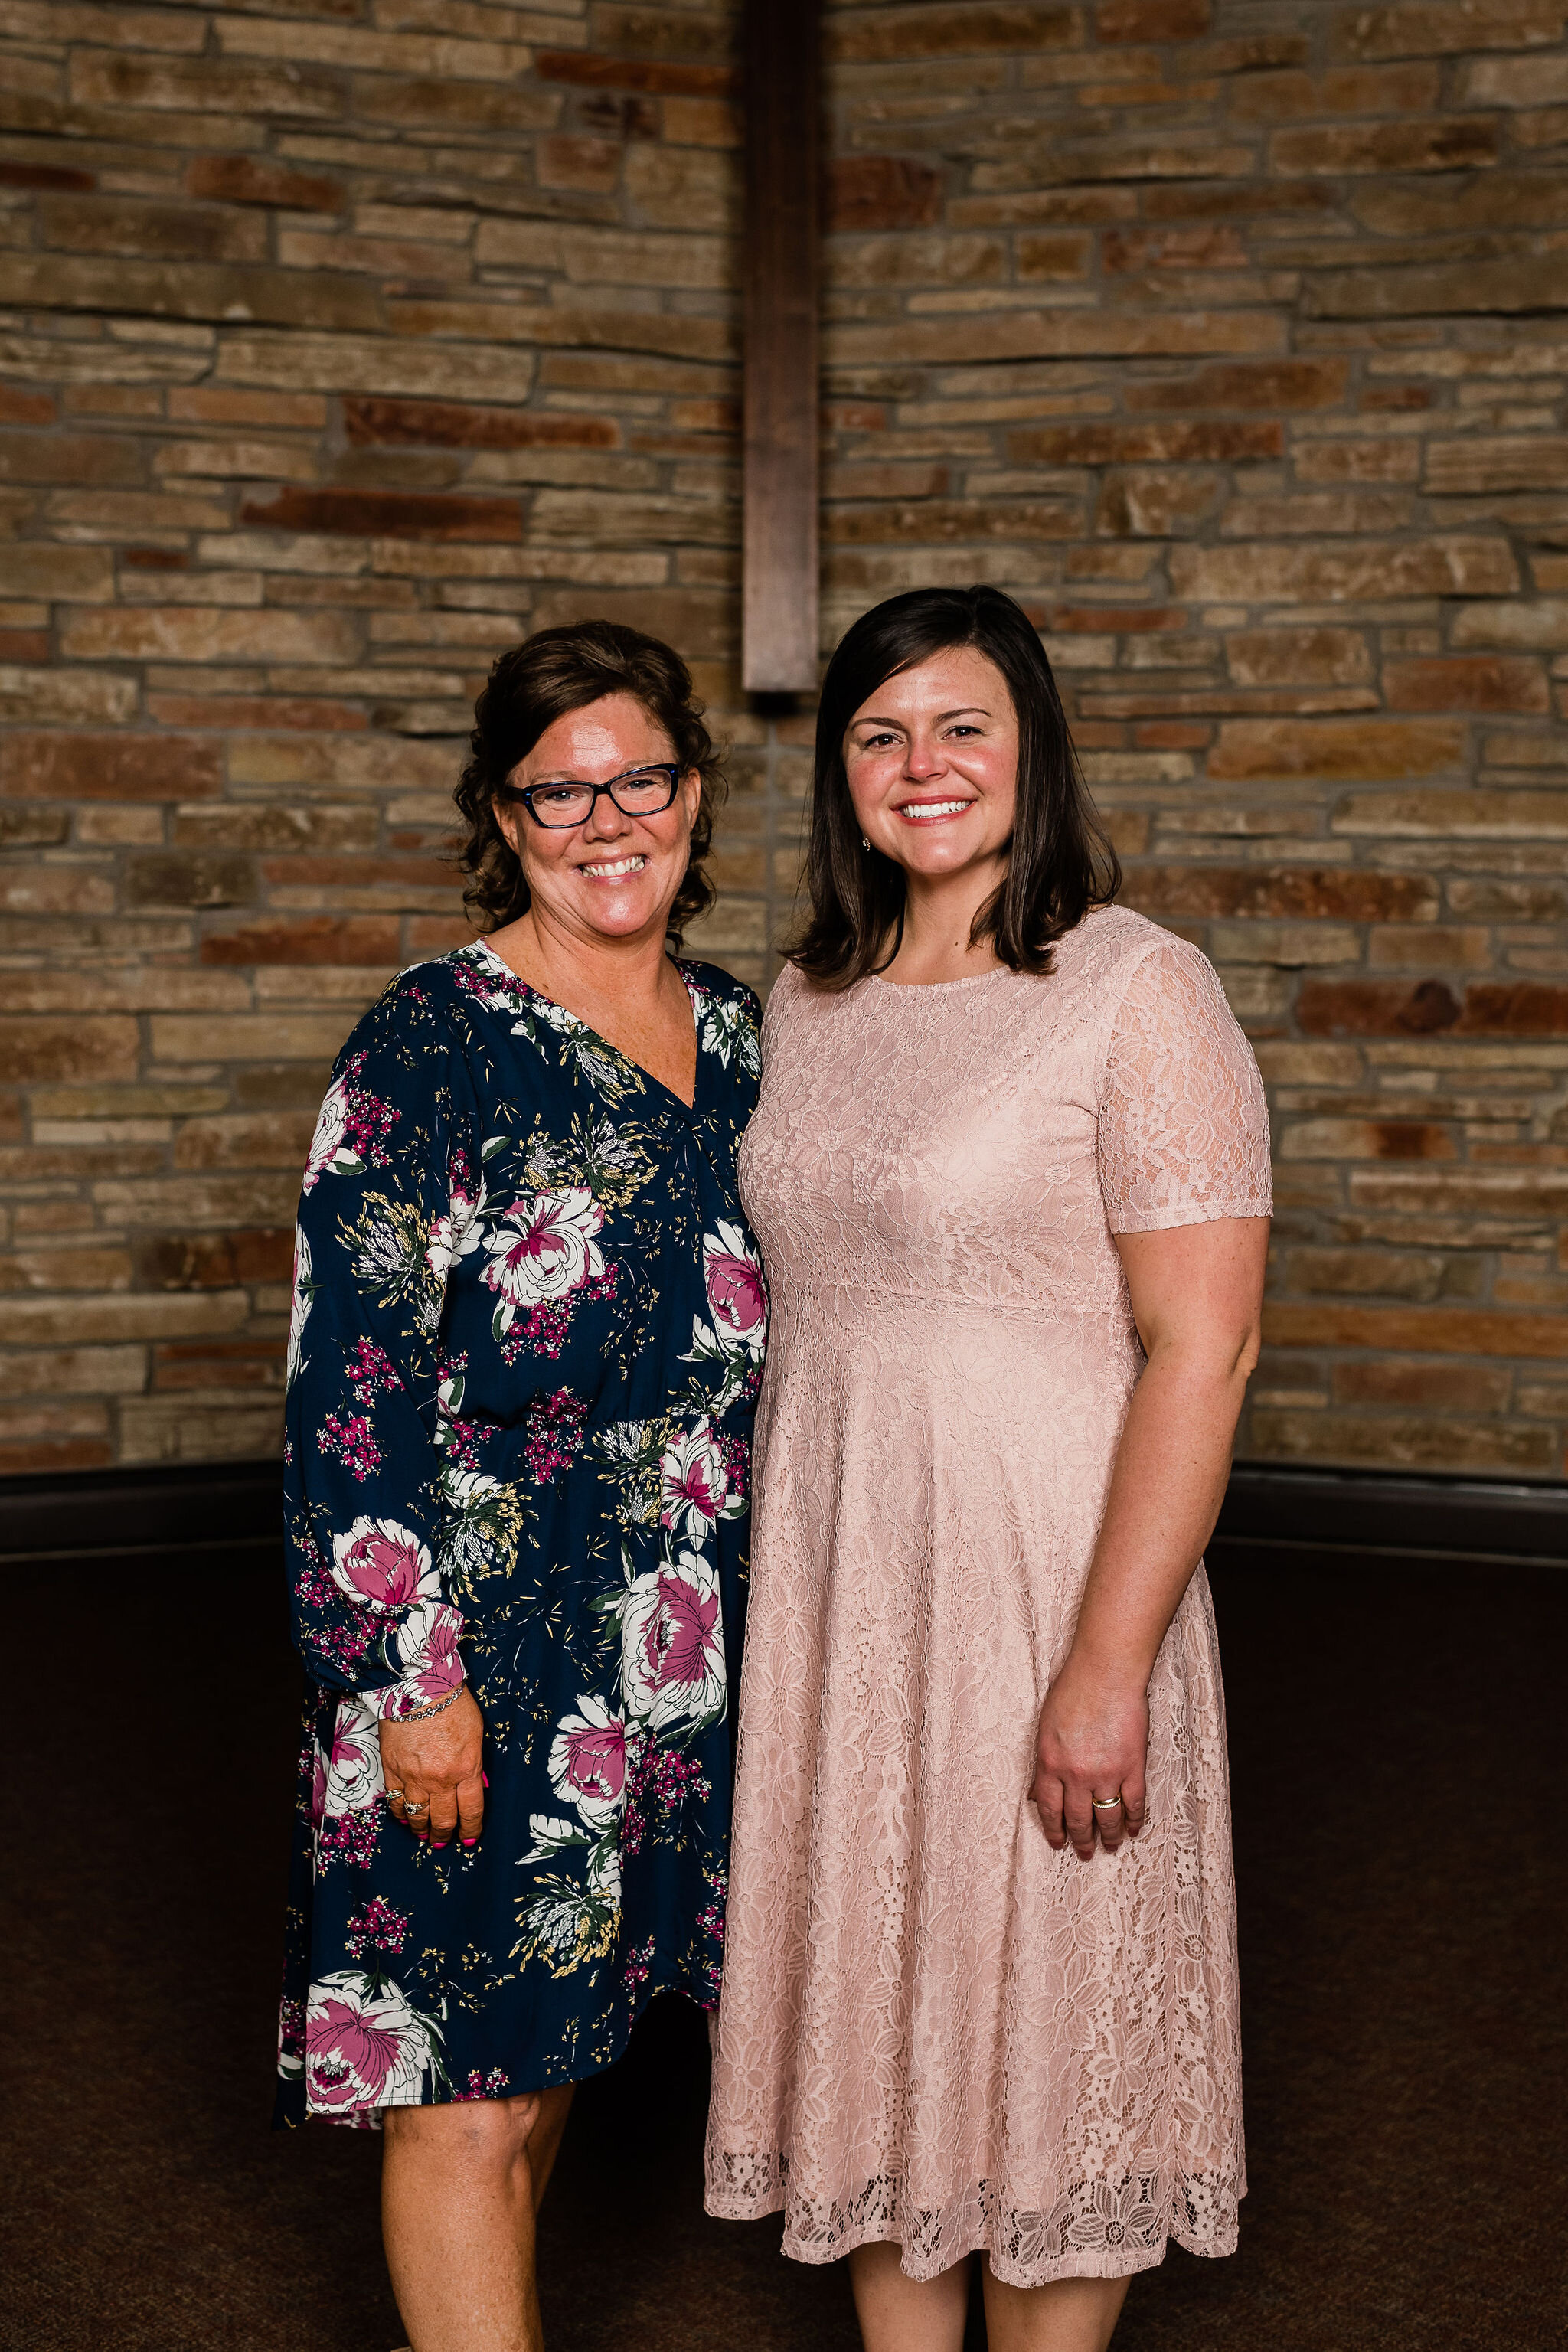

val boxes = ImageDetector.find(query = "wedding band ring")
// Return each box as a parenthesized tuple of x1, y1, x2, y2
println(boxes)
(1091, 1793, 1123, 1810)
(403, 1800, 427, 1816)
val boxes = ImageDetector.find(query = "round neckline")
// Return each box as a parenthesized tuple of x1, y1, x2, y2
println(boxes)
(865, 964, 1016, 997)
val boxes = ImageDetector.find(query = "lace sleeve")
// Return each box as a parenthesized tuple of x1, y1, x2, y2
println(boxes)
(1097, 936, 1273, 1236)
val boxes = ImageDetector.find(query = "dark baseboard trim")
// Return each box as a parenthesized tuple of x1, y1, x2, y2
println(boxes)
(1214, 1463, 1568, 1566)
(0, 1457, 283, 1560)
(2, 1456, 1565, 1567)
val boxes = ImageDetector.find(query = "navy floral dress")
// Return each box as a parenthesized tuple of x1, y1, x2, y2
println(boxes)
(275, 939, 766, 2125)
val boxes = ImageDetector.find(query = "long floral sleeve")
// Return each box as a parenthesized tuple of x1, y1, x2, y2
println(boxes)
(284, 982, 483, 1721)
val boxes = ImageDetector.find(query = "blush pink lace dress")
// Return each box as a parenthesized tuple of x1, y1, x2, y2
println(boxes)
(704, 905, 1273, 2288)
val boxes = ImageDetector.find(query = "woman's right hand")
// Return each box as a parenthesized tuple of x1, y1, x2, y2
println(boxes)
(379, 1687, 485, 1848)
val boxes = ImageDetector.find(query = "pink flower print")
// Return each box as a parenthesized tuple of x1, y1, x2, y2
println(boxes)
(481, 1188, 605, 1331)
(344, 1895, 409, 1959)
(323, 1698, 384, 1816)
(659, 1419, 736, 1538)
(619, 1550, 727, 1733)
(376, 1599, 466, 1717)
(547, 1694, 631, 1831)
(304, 1971, 432, 2115)
(703, 1223, 767, 1355)
(330, 1517, 437, 1612)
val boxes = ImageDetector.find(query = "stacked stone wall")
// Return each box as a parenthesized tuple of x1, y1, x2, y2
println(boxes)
(2, 0, 1568, 1475)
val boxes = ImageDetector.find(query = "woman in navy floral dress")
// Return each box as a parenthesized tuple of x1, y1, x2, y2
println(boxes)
(276, 621, 766, 2349)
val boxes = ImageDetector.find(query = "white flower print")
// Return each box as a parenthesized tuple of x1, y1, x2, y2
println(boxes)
(547, 1693, 632, 1834)
(322, 1696, 383, 1817)
(305, 1970, 433, 2115)
(302, 1076, 360, 1193)
(659, 1418, 740, 1539)
(481, 1188, 605, 1331)
(616, 1547, 727, 1735)
(286, 1222, 314, 1390)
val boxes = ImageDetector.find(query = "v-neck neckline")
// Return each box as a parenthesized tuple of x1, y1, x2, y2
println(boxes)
(472, 937, 701, 1114)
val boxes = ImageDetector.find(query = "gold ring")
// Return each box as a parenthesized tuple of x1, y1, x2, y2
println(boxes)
(1090, 1793, 1123, 1810)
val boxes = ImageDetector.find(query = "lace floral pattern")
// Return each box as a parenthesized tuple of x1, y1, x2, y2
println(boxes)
(704, 906, 1271, 2285)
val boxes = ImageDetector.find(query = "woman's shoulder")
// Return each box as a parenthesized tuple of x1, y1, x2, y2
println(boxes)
(1060, 903, 1220, 1008)
(680, 957, 764, 1082)
(328, 943, 513, 1076)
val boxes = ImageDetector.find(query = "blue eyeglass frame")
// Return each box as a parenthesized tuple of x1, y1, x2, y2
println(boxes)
(498, 763, 684, 829)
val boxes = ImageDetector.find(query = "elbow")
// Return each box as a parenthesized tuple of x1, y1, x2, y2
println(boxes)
(1232, 1313, 1263, 1387)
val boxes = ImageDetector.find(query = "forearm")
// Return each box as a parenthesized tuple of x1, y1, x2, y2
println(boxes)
(1067, 1341, 1251, 1694)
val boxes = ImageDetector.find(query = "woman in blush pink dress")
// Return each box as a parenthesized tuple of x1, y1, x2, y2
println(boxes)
(704, 586, 1272, 2352)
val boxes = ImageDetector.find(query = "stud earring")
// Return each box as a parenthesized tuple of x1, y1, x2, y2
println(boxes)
(861, 835, 871, 851)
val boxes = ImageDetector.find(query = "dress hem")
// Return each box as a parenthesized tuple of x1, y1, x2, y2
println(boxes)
(702, 2187, 1243, 2288)
(274, 1967, 716, 2132)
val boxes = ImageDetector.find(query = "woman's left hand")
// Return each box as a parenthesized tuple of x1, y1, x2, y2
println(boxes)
(1031, 1655, 1148, 1860)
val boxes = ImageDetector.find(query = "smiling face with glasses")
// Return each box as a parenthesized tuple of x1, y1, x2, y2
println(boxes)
(489, 691, 704, 957)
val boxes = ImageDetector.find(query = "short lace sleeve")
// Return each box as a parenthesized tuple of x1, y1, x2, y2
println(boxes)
(1097, 936, 1273, 1235)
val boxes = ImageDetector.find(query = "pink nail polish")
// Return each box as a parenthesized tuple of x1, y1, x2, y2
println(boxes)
(462, 1838, 477, 1847)
(482, 1772, 490, 1787)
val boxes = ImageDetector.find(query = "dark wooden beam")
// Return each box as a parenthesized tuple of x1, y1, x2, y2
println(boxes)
(741, 0, 821, 695)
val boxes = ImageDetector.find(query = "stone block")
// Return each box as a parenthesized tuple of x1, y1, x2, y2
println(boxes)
(1169, 537, 1518, 602)
(1098, 0, 1209, 34)
(217, 332, 538, 404)
(200, 915, 401, 965)
(1208, 717, 1466, 782)
(171, 1112, 316, 1171)
(353, 77, 560, 131)
(1009, 420, 1280, 462)
(1248, 1406, 1553, 1475)
(149, 1012, 356, 1063)
(1308, 259, 1568, 320)
(1277, 1117, 1457, 1161)
(533, 49, 736, 98)
(1333, 789, 1568, 837)
(826, 155, 944, 232)
(1125, 864, 1436, 920)
(238, 487, 523, 541)
(122, 853, 255, 910)
(1293, 438, 1423, 484)
(133, 1229, 294, 1289)
(69, 49, 345, 119)
(60, 607, 360, 665)
(1224, 627, 1374, 685)
(828, 5, 1083, 61)
(1270, 117, 1500, 174)
(0, 1347, 147, 1400)
(343, 398, 616, 451)
(1455, 600, 1568, 648)
(1298, 979, 1464, 1035)
(1124, 358, 1348, 410)
(1385, 656, 1550, 711)
(1459, 49, 1568, 102)
(1228, 62, 1439, 116)
(38, 194, 270, 263)
(118, 1393, 285, 1463)
(0, 432, 142, 487)
(184, 154, 343, 210)
(0, 546, 116, 600)
(1333, 3, 1565, 61)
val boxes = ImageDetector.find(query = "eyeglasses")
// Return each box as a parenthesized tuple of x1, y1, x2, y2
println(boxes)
(498, 763, 683, 830)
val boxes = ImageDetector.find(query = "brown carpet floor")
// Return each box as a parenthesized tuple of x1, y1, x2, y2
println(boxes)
(6, 1550, 1564, 2352)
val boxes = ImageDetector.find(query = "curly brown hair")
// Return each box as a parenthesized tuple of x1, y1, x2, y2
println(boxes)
(452, 619, 726, 949)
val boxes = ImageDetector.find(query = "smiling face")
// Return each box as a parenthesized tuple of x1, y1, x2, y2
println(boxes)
(493, 691, 702, 948)
(842, 644, 1019, 887)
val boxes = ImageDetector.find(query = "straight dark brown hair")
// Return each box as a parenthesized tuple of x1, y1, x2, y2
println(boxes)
(788, 584, 1120, 990)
